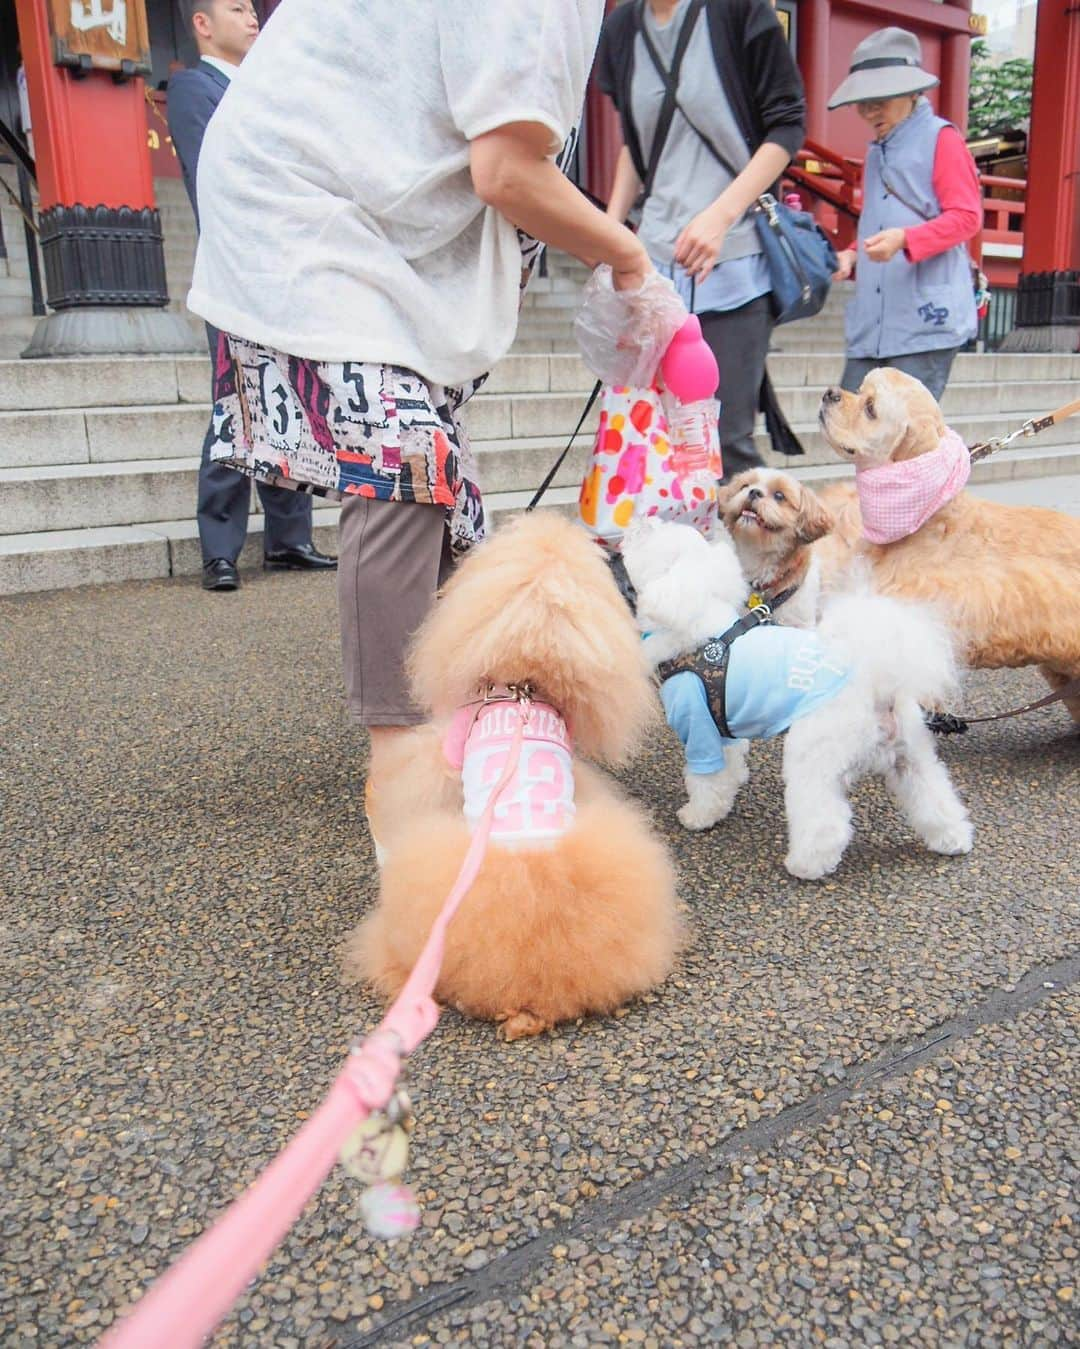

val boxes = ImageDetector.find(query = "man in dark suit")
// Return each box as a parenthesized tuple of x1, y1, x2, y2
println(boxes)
(168, 0, 336, 592)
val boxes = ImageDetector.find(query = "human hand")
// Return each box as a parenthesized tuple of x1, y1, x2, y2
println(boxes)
(832, 249, 857, 282)
(674, 199, 736, 282)
(862, 228, 906, 264)
(612, 237, 652, 292)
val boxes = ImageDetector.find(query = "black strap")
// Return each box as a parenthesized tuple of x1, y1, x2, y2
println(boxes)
(638, 5, 747, 187)
(526, 379, 602, 513)
(851, 56, 919, 73)
(635, 0, 706, 205)
(656, 606, 773, 741)
(751, 580, 800, 613)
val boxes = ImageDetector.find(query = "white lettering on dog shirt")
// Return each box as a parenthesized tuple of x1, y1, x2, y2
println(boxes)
(444, 701, 576, 845)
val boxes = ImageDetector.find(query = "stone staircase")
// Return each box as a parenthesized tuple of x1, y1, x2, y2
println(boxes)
(1, 176, 1078, 594)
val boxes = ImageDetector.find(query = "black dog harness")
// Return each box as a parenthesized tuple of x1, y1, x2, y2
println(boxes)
(655, 604, 774, 740)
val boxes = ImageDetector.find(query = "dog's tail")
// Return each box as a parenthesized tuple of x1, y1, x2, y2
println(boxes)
(818, 582, 961, 708)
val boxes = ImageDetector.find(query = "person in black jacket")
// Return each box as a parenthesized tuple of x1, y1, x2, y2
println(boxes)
(597, 0, 806, 478)
(167, 0, 335, 591)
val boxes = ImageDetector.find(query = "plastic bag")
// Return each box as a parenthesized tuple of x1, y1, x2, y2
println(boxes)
(573, 265, 688, 389)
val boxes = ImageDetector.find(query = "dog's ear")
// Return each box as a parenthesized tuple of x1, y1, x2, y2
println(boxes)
(794, 487, 835, 544)
(635, 557, 699, 628)
(717, 471, 752, 512)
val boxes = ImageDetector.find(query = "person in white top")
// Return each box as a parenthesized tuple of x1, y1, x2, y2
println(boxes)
(186, 0, 649, 843)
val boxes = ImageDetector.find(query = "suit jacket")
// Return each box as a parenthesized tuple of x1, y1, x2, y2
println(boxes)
(166, 58, 232, 227)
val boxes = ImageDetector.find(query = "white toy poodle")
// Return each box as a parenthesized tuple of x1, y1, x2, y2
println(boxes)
(621, 518, 975, 880)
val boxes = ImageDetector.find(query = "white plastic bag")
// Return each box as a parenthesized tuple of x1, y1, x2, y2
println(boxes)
(573, 265, 688, 389)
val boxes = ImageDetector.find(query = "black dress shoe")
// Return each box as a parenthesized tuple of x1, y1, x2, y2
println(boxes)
(202, 558, 240, 591)
(263, 542, 338, 571)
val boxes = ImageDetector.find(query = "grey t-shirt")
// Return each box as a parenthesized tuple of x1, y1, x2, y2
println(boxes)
(632, 0, 761, 266)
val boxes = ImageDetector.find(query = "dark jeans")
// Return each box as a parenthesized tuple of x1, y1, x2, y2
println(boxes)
(699, 293, 773, 481)
(197, 323, 313, 564)
(840, 347, 960, 402)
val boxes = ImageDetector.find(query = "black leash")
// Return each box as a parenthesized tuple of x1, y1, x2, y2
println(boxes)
(526, 379, 602, 513)
(926, 676, 1080, 735)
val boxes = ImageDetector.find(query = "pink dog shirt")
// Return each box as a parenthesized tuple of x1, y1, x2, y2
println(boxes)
(856, 426, 971, 544)
(443, 699, 576, 846)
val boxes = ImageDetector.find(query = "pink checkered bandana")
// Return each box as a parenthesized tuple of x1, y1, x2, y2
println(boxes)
(855, 427, 971, 544)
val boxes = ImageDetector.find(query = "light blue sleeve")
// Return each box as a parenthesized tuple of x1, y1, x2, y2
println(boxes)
(659, 672, 733, 775)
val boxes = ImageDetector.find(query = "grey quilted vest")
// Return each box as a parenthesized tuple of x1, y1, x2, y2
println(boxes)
(846, 98, 977, 358)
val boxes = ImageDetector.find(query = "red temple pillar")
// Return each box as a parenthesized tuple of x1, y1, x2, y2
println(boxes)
(938, 0, 973, 132)
(797, 0, 831, 147)
(14, 0, 197, 356)
(1004, 0, 1080, 347)
(1022, 0, 1080, 273)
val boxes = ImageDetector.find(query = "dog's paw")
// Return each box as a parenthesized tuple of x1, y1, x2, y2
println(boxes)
(496, 1009, 552, 1041)
(677, 801, 723, 831)
(924, 819, 974, 856)
(784, 848, 842, 881)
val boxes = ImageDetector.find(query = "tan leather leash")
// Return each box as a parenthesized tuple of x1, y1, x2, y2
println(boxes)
(926, 677, 1080, 735)
(968, 395, 1080, 463)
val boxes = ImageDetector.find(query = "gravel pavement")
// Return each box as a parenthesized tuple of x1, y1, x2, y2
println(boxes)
(1, 568, 1077, 1347)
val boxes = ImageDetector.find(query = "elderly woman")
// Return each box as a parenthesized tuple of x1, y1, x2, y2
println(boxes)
(829, 27, 982, 399)
(186, 1, 649, 844)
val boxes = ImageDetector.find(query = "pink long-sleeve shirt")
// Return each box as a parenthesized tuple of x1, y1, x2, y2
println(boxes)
(901, 125, 982, 262)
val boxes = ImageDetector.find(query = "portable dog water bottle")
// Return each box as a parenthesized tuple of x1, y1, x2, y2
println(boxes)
(659, 314, 719, 404)
(661, 316, 722, 483)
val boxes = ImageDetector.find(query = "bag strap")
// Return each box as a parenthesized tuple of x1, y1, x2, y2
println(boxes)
(526, 379, 603, 513)
(638, 7, 748, 189)
(879, 171, 934, 223)
(635, 0, 706, 205)
(880, 169, 980, 276)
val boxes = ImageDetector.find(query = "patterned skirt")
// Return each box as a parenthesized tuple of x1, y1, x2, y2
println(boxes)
(207, 333, 486, 554)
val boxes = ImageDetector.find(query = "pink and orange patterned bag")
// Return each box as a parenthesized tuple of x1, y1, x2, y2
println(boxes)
(578, 384, 722, 548)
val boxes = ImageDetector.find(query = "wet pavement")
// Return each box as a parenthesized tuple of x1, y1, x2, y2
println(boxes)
(1, 567, 1077, 1347)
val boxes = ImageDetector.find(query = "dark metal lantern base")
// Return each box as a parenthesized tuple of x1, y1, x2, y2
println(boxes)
(38, 203, 170, 310)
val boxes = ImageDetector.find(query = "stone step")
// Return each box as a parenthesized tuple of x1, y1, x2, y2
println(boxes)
(4, 353, 1080, 472)
(471, 433, 1080, 494)
(0, 403, 208, 469)
(0, 509, 343, 596)
(0, 355, 197, 413)
(762, 378, 1080, 425)
(0, 482, 567, 595)
(3, 449, 1077, 595)
(3, 344, 1077, 415)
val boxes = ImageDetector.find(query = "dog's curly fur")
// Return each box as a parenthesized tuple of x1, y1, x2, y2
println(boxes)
(622, 518, 974, 879)
(818, 368, 1080, 722)
(343, 512, 681, 1040)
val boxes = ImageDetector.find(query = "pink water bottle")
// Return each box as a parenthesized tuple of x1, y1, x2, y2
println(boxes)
(784, 191, 804, 212)
(660, 316, 722, 479)
(659, 314, 719, 402)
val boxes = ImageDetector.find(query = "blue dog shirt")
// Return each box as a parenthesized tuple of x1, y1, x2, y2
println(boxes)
(659, 620, 851, 773)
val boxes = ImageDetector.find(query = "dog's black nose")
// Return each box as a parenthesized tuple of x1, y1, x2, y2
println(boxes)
(822, 386, 843, 404)
(746, 487, 763, 502)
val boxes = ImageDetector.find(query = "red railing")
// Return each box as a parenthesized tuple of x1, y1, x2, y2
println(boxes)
(782, 138, 1027, 286)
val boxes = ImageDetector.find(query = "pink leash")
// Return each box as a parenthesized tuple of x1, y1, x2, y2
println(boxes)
(102, 705, 529, 1349)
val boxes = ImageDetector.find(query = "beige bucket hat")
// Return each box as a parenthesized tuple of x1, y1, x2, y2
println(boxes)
(827, 27, 939, 110)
